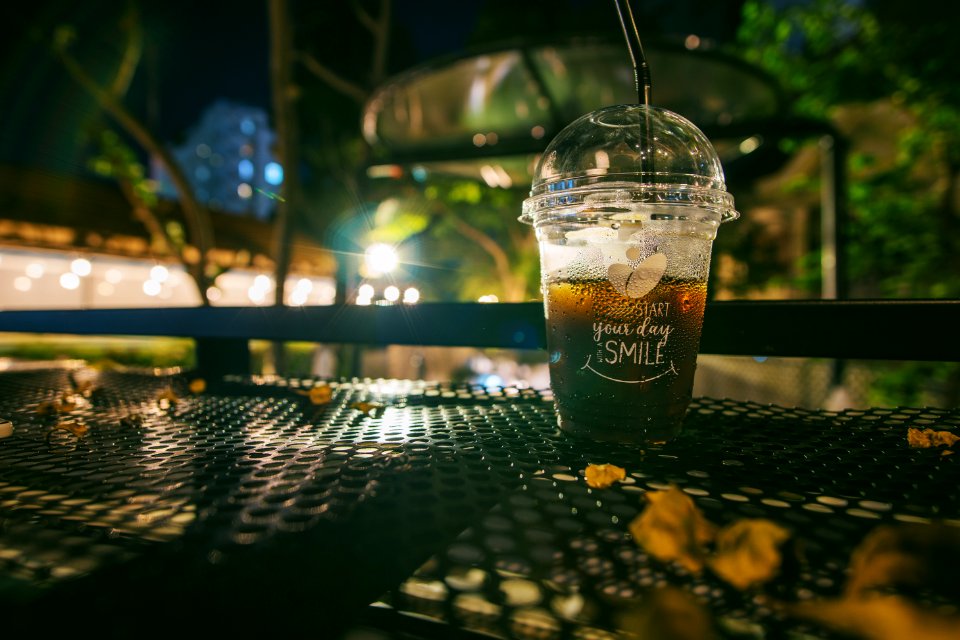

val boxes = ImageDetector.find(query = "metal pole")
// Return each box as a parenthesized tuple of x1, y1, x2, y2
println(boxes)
(820, 134, 849, 391)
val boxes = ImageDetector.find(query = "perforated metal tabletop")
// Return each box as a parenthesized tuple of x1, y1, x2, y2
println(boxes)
(0, 367, 957, 638)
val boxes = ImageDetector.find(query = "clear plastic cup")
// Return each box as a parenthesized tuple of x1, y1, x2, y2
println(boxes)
(521, 104, 739, 443)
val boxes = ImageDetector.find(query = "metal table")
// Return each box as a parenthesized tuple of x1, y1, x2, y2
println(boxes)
(0, 367, 957, 638)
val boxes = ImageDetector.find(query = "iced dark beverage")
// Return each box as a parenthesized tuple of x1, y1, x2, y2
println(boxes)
(521, 105, 738, 443)
(546, 274, 707, 442)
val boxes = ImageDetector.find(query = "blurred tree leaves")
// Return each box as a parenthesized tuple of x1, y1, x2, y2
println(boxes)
(363, 176, 538, 301)
(737, 0, 960, 298)
(51, 6, 216, 302)
(736, 0, 960, 404)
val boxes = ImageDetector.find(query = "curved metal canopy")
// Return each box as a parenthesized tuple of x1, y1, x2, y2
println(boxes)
(361, 37, 804, 186)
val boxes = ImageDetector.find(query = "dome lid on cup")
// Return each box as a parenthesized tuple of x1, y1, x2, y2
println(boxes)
(521, 104, 739, 225)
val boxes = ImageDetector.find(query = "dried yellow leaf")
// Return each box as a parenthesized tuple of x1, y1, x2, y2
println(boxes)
(156, 388, 180, 405)
(350, 401, 385, 417)
(296, 384, 333, 405)
(36, 399, 61, 416)
(617, 587, 718, 640)
(933, 431, 960, 447)
(789, 595, 960, 640)
(708, 519, 791, 590)
(56, 422, 89, 438)
(628, 486, 716, 572)
(35, 395, 78, 416)
(845, 524, 960, 599)
(908, 428, 960, 448)
(584, 463, 626, 489)
(67, 370, 96, 396)
(188, 378, 206, 394)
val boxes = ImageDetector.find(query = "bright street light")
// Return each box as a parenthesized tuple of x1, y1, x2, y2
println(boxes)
(364, 243, 398, 275)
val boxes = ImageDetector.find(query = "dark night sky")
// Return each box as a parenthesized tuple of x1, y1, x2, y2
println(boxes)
(0, 0, 746, 174)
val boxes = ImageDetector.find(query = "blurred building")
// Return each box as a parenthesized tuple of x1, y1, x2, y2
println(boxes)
(0, 165, 335, 309)
(153, 100, 283, 221)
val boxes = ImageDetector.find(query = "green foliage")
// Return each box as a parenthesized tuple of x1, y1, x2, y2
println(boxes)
(363, 177, 538, 302)
(52, 25, 76, 51)
(866, 362, 960, 409)
(737, 0, 885, 116)
(445, 181, 483, 205)
(165, 220, 186, 250)
(0, 336, 194, 369)
(736, 0, 960, 406)
(88, 128, 159, 208)
(738, 0, 960, 297)
(366, 198, 430, 244)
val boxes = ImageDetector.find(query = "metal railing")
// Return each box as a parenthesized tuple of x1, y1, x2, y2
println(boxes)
(0, 299, 956, 375)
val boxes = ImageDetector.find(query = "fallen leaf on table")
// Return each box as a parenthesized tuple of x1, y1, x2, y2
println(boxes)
(52, 421, 89, 438)
(845, 523, 960, 600)
(907, 428, 960, 448)
(628, 486, 716, 573)
(296, 384, 333, 405)
(35, 395, 79, 416)
(188, 378, 206, 394)
(617, 586, 718, 640)
(350, 401, 385, 417)
(584, 463, 626, 489)
(788, 595, 960, 640)
(35, 399, 61, 416)
(67, 370, 96, 396)
(156, 388, 180, 406)
(708, 519, 791, 590)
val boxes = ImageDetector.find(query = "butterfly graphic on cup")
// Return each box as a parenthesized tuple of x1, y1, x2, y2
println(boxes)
(607, 246, 667, 299)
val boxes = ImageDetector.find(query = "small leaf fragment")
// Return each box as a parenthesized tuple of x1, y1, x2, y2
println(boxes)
(350, 401, 385, 417)
(51, 421, 89, 438)
(617, 587, 718, 640)
(788, 595, 960, 640)
(845, 524, 960, 599)
(296, 384, 333, 405)
(156, 388, 180, 406)
(584, 463, 627, 489)
(908, 428, 960, 448)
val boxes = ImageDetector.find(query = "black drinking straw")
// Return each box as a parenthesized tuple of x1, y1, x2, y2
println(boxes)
(613, 0, 652, 106)
(613, 0, 654, 178)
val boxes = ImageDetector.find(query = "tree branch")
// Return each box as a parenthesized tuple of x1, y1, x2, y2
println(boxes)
(116, 178, 177, 257)
(370, 0, 391, 85)
(54, 42, 215, 302)
(449, 216, 523, 301)
(297, 52, 369, 104)
(352, 0, 378, 33)
(110, 5, 143, 99)
(269, 0, 301, 312)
